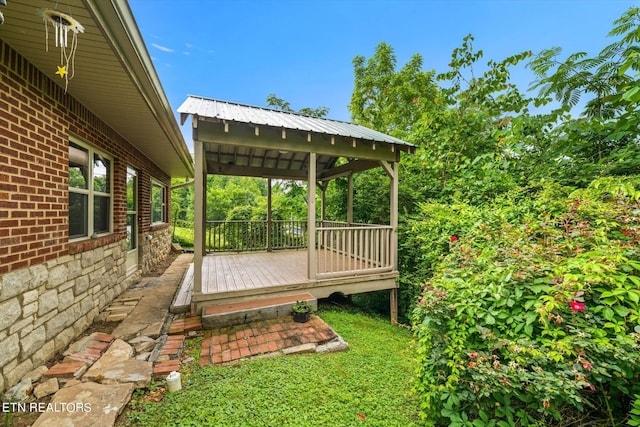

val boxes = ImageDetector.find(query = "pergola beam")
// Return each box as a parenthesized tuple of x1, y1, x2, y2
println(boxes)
(196, 121, 402, 162)
(206, 161, 308, 180)
(317, 159, 379, 180)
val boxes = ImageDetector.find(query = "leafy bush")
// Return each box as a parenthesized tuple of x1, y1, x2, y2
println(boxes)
(172, 225, 194, 248)
(630, 395, 640, 426)
(412, 178, 640, 426)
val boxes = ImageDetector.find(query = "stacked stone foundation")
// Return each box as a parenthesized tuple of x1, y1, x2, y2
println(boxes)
(0, 233, 172, 393)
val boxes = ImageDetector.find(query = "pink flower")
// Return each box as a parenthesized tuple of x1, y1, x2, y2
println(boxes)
(450, 235, 459, 242)
(580, 360, 593, 371)
(468, 352, 478, 359)
(570, 301, 585, 312)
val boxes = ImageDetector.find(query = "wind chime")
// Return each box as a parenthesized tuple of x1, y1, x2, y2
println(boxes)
(0, 1, 7, 26)
(39, 7, 84, 92)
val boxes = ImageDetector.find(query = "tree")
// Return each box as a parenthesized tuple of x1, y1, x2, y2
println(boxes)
(349, 42, 438, 140)
(266, 94, 329, 118)
(526, 7, 640, 181)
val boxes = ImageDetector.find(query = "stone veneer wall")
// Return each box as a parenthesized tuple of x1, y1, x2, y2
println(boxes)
(0, 240, 136, 393)
(141, 225, 173, 274)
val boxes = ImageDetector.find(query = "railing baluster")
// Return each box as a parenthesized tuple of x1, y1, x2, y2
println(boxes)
(204, 220, 394, 275)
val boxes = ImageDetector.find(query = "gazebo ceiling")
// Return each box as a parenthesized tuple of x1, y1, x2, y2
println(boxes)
(178, 96, 415, 181)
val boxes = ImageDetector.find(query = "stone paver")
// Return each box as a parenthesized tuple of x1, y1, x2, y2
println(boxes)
(83, 339, 151, 388)
(104, 296, 141, 322)
(129, 336, 157, 354)
(153, 360, 181, 377)
(63, 332, 114, 355)
(32, 381, 134, 427)
(168, 315, 202, 334)
(111, 254, 193, 340)
(43, 361, 88, 379)
(33, 378, 59, 399)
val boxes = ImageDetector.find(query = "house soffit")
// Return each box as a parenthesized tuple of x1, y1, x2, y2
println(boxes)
(0, 0, 193, 178)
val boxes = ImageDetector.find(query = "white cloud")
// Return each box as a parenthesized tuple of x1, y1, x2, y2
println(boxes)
(151, 43, 174, 53)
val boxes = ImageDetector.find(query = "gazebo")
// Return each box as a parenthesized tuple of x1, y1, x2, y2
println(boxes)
(177, 96, 415, 323)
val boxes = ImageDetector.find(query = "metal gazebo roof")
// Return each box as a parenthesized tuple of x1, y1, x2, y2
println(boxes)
(179, 96, 414, 149)
(178, 95, 415, 181)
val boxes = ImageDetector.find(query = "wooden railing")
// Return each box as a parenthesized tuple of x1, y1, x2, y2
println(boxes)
(206, 220, 307, 252)
(316, 222, 393, 279)
(205, 219, 395, 280)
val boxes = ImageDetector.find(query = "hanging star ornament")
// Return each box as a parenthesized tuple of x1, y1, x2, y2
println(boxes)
(55, 65, 67, 78)
(39, 9, 84, 92)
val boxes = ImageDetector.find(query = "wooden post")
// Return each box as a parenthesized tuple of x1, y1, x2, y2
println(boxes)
(347, 173, 353, 225)
(308, 152, 317, 280)
(320, 181, 327, 224)
(193, 140, 204, 298)
(381, 161, 399, 325)
(390, 288, 398, 326)
(202, 172, 207, 255)
(390, 162, 398, 325)
(267, 178, 272, 252)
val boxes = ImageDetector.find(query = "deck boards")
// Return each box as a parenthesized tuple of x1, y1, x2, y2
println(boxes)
(171, 250, 398, 314)
(204, 250, 308, 293)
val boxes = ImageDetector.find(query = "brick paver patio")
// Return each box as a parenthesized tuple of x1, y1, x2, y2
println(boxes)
(198, 315, 338, 365)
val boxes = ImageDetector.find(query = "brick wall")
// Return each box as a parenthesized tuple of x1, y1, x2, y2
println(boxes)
(0, 40, 174, 392)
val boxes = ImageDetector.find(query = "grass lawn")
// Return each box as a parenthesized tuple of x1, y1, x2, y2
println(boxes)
(123, 308, 420, 426)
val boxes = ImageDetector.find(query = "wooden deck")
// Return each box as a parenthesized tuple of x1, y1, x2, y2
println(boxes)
(172, 250, 398, 314)
(204, 250, 308, 293)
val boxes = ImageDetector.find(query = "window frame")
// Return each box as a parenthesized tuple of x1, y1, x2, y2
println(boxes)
(68, 136, 114, 242)
(150, 178, 167, 225)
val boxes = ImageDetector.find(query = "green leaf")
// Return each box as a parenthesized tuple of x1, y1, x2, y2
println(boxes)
(614, 305, 630, 318)
(485, 313, 496, 325)
(627, 275, 640, 286)
(524, 324, 533, 336)
(622, 86, 640, 102)
(602, 307, 615, 320)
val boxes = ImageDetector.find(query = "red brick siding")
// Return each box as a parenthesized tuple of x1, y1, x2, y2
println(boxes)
(0, 40, 171, 274)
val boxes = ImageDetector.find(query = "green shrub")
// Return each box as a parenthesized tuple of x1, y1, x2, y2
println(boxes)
(412, 178, 640, 426)
(629, 395, 640, 426)
(172, 225, 194, 248)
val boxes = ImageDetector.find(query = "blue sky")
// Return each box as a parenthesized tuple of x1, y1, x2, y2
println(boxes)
(129, 0, 637, 144)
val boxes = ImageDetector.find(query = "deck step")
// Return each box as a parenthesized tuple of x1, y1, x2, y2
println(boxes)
(201, 293, 317, 329)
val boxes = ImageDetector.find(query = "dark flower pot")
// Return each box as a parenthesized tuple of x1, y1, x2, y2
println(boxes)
(293, 310, 311, 323)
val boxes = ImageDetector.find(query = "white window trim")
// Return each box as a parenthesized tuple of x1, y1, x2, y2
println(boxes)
(69, 136, 114, 242)
(150, 178, 167, 225)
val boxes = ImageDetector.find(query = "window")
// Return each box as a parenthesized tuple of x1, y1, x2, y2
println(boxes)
(126, 167, 137, 252)
(151, 179, 166, 224)
(68, 139, 113, 240)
